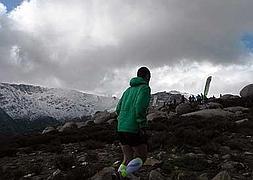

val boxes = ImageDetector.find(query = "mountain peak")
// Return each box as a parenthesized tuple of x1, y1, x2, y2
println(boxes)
(0, 82, 118, 121)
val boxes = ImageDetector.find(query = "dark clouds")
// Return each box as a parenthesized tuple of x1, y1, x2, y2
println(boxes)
(0, 0, 253, 95)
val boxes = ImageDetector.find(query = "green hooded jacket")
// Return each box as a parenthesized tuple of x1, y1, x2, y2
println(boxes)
(116, 77, 151, 133)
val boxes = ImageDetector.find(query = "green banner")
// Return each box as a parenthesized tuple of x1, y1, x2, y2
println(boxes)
(204, 76, 212, 97)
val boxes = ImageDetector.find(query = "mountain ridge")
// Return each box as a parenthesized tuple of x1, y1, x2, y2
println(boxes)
(0, 82, 118, 121)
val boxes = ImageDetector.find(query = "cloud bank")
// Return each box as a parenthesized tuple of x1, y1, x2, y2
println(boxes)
(0, 0, 252, 96)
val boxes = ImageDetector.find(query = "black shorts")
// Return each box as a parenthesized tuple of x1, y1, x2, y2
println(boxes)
(117, 131, 148, 147)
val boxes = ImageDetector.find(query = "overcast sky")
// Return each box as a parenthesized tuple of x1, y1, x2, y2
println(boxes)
(0, 0, 253, 97)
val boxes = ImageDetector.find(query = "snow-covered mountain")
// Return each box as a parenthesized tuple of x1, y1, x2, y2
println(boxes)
(0, 83, 118, 121)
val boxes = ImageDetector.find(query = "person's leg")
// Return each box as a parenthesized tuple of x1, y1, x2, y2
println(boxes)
(118, 144, 134, 177)
(125, 144, 147, 175)
(132, 144, 148, 163)
(121, 144, 134, 165)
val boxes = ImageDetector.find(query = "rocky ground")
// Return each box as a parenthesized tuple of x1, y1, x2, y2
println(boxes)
(0, 97, 253, 180)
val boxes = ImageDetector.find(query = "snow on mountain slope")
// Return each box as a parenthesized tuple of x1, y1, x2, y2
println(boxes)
(0, 83, 118, 121)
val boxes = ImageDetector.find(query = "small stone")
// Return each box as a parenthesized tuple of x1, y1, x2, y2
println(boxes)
(90, 167, 115, 180)
(244, 152, 253, 155)
(219, 146, 231, 152)
(112, 160, 121, 168)
(221, 154, 231, 160)
(81, 162, 88, 166)
(221, 162, 235, 170)
(78, 156, 86, 162)
(42, 126, 57, 134)
(214, 154, 219, 158)
(235, 119, 248, 124)
(198, 173, 209, 180)
(149, 169, 165, 180)
(211, 171, 231, 180)
(185, 153, 197, 158)
(207, 160, 213, 164)
(157, 151, 166, 160)
(53, 169, 61, 177)
(242, 172, 251, 177)
(144, 157, 161, 166)
(24, 173, 33, 178)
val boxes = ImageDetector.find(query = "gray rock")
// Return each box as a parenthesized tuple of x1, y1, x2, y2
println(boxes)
(240, 84, 253, 98)
(147, 111, 167, 121)
(47, 169, 64, 180)
(220, 94, 240, 100)
(42, 126, 57, 134)
(219, 146, 231, 154)
(90, 167, 115, 180)
(221, 161, 237, 170)
(211, 171, 231, 180)
(221, 154, 231, 160)
(56, 125, 62, 131)
(177, 171, 197, 180)
(235, 118, 248, 124)
(59, 122, 77, 132)
(198, 173, 209, 180)
(93, 111, 112, 124)
(176, 103, 192, 115)
(85, 120, 94, 126)
(107, 118, 116, 124)
(199, 102, 223, 110)
(149, 169, 165, 180)
(144, 157, 161, 166)
(76, 122, 86, 128)
(182, 109, 234, 118)
(77, 156, 86, 162)
(52, 169, 61, 177)
(224, 106, 249, 113)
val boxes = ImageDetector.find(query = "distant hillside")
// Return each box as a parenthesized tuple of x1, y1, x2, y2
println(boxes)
(0, 108, 17, 134)
(151, 90, 191, 106)
(0, 83, 118, 121)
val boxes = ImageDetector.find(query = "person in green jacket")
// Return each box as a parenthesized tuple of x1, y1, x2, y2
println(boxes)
(116, 67, 151, 178)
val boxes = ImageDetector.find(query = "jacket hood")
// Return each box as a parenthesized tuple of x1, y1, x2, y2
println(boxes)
(130, 77, 148, 87)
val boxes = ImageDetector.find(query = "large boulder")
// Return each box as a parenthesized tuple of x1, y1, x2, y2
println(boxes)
(149, 169, 166, 180)
(147, 111, 167, 121)
(240, 84, 253, 98)
(211, 171, 231, 180)
(85, 120, 95, 126)
(93, 111, 116, 124)
(76, 122, 86, 128)
(182, 109, 234, 118)
(59, 122, 77, 132)
(90, 167, 115, 180)
(176, 103, 192, 115)
(220, 94, 240, 100)
(42, 126, 57, 134)
(198, 102, 223, 110)
(224, 106, 249, 113)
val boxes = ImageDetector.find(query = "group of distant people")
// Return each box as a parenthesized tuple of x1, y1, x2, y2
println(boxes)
(165, 93, 210, 107)
(189, 93, 208, 103)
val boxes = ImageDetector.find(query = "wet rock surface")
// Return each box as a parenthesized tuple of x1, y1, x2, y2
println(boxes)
(0, 97, 253, 180)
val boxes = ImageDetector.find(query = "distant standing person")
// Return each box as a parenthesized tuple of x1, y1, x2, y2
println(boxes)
(116, 67, 151, 178)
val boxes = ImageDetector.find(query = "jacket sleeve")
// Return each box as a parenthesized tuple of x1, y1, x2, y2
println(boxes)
(135, 86, 151, 128)
(116, 94, 123, 116)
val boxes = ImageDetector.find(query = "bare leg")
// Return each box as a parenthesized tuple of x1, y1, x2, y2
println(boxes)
(132, 144, 148, 163)
(121, 144, 134, 165)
